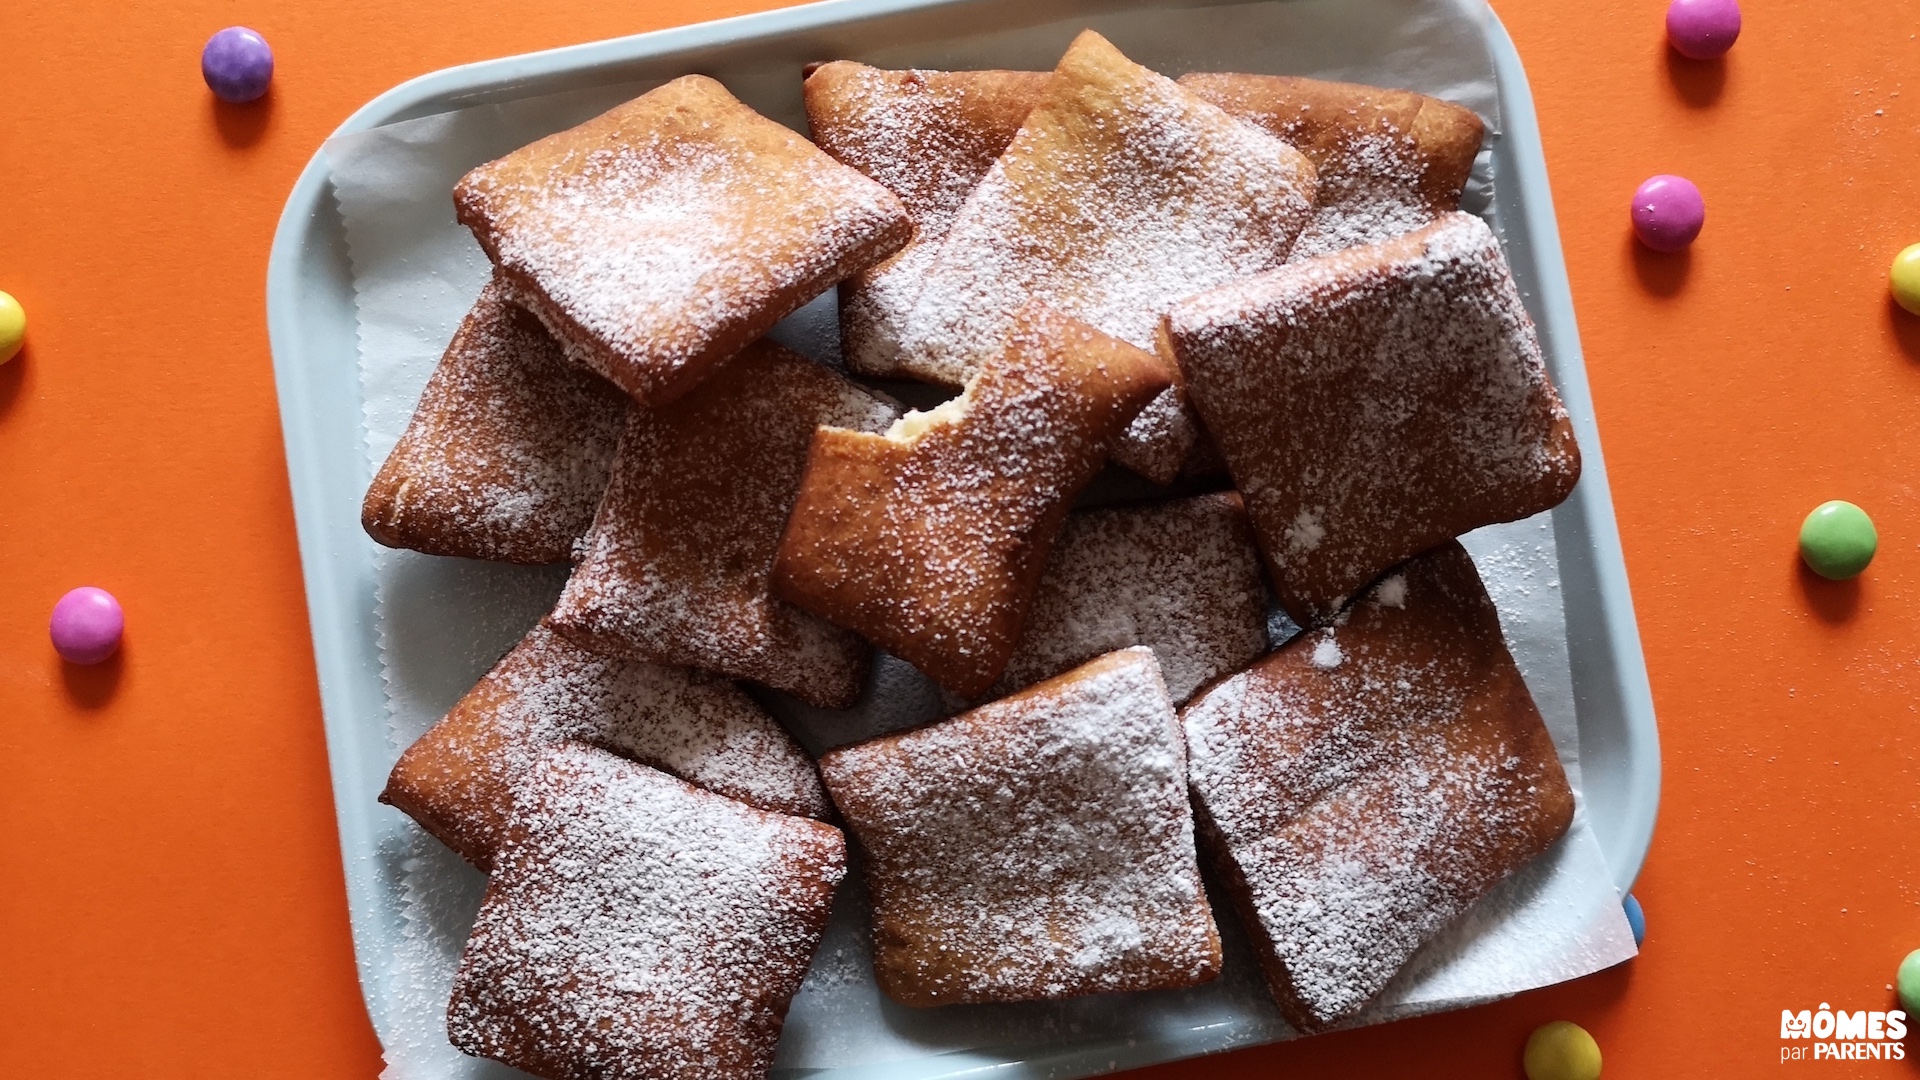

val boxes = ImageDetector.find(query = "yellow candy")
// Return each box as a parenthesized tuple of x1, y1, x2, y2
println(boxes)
(0, 291, 23, 364)
(1524, 1020, 1602, 1080)
(1892, 244, 1920, 317)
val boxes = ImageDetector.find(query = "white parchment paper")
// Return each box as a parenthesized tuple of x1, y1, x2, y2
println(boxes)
(323, 2, 1637, 1076)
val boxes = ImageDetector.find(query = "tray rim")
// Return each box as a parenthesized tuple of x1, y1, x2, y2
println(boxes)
(264, 0, 1661, 1073)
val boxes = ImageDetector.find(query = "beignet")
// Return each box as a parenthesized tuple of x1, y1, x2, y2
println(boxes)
(1165, 212, 1580, 626)
(1179, 72, 1484, 259)
(448, 744, 845, 1080)
(772, 304, 1171, 698)
(381, 624, 828, 871)
(455, 74, 911, 406)
(1180, 543, 1573, 1031)
(895, 32, 1318, 484)
(803, 63, 1048, 378)
(986, 492, 1268, 704)
(550, 340, 897, 709)
(361, 277, 626, 564)
(820, 648, 1220, 1006)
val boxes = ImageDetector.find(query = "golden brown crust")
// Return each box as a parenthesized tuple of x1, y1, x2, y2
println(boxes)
(1165, 212, 1581, 626)
(455, 74, 911, 406)
(448, 745, 845, 1080)
(1181, 543, 1574, 1031)
(820, 648, 1220, 1006)
(360, 278, 626, 564)
(1178, 72, 1485, 258)
(804, 63, 1049, 377)
(380, 624, 830, 871)
(771, 304, 1174, 698)
(549, 340, 897, 709)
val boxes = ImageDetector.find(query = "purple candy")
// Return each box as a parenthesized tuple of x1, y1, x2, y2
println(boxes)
(202, 26, 274, 104)
(1666, 0, 1741, 60)
(50, 587, 124, 666)
(1631, 174, 1705, 252)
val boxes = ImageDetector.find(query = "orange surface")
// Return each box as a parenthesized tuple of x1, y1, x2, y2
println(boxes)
(2, 0, 1917, 1076)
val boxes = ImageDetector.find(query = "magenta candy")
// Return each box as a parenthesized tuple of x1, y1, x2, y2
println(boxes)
(1631, 174, 1705, 252)
(1666, 0, 1741, 60)
(201, 26, 275, 103)
(50, 587, 124, 665)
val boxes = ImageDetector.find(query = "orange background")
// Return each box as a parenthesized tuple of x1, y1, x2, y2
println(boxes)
(2, 0, 1916, 1075)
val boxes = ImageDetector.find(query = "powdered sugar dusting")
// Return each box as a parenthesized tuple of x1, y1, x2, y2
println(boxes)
(552, 342, 897, 708)
(1285, 509, 1326, 554)
(449, 745, 846, 1080)
(988, 493, 1268, 703)
(1181, 544, 1572, 1030)
(805, 64, 1048, 377)
(1167, 212, 1580, 624)
(362, 278, 626, 564)
(1289, 127, 1455, 258)
(385, 622, 829, 867)
(1375, 573, 1409, 608)
(1178, 73, 1485, 260)
(899, 39, 1315, 381)
(457, 75, 908, 403)
(895, 33, 1315, 477)
(1309, 635, 1343, 670)
(820, 648, 1218, 1004)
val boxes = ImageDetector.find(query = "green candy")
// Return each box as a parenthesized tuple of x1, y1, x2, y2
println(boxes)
(1899, 950, 1920, 1014)
(1799, 501, 1877, 580)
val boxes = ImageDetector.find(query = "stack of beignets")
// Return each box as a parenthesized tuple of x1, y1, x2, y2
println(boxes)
(360, 29, 1601, 1080)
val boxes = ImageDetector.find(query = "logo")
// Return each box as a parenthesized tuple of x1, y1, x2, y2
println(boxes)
(1780, 1003, 1907, 1063)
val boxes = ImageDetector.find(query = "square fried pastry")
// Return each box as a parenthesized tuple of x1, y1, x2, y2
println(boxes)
(820, 647, 1220, 1006)
(361, 277, 627, 564)
(448, 744, 846, 1080)
(1179, 73, 1485, 259)
(803, 63, 1048, 378)
(1180, 542, 1573, 1032)
(1165, 212, 1581, 626)
(985, 492, 1268, 704)
(549, 340, 897, 709)
(381, 624, 828, 872)
(454, 74, 911, 407)
(896, 31, 1318, 484)
(772, 304, 1172, 699)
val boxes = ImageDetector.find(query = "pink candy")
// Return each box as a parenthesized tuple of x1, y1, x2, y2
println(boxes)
(1631, 175, 1705, 252)
(50, 587, 124, 665)
(1666, 0, 1741, 61)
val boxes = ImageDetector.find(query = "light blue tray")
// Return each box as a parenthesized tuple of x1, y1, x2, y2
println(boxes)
(265, 1, 1660, 1074)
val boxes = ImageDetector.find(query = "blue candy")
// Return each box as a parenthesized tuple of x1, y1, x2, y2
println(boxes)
(1624, 893, 1646, 947)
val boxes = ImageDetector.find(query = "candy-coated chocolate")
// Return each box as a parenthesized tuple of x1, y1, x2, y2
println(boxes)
(0, 290, 23, 364)
(1666, 0, 1741, 60)
(1799, 501, 1877, 581)
(1890, 244, 1920, 317)
(1631, 175, 1705, 252)
(1524, 1021, 1603, 1080)
(201, 26, 274, 104)
(50, 587, 124, 665)
(1623, 894, 1646, 947)
(1898, 950, 1920, 1014)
